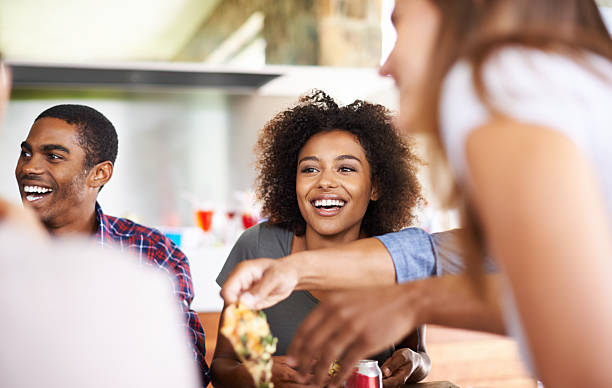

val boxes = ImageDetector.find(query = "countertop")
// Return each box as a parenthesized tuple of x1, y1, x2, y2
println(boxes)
(183, 244, 232, 312)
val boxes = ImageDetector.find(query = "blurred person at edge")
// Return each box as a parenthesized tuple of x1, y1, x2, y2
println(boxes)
(0, 66, 200, 386)
(0, 63, 42, 232)
(14, 103, 211, 386)
(212, 90, 450, 388)
(223, 1, 612, 387)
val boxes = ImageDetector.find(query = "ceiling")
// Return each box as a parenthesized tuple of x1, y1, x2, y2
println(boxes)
(0, 0, 222, 62)
(1, 1, 609, 66)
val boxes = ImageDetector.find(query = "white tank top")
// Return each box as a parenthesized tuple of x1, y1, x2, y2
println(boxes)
(439, 47, 612, 374)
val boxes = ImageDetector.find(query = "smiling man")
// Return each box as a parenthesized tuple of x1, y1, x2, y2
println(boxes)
(14, 104, 211, 387)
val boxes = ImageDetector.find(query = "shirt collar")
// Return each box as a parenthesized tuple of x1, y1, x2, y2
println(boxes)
(94, 202, 113, 247)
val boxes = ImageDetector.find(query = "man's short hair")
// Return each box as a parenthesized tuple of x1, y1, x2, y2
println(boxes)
(36, 104, 118, 169)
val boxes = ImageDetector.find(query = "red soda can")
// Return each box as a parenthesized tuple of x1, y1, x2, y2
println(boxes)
(344, 360, 382, 388)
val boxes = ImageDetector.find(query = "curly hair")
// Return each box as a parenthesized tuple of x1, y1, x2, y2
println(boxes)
(255, 90, 424, 237)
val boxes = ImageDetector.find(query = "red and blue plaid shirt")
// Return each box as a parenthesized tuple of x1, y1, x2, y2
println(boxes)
(94, 202, 210, 386)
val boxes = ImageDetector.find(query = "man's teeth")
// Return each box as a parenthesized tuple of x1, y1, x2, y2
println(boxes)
(313, 199, 345, 208)
(23, 185, 52, 194)
(26, 195, 43, 202)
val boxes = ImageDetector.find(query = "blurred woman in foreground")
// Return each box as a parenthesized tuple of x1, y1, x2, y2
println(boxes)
(225, 1, 612, 387)
(289, 1, 612, 387)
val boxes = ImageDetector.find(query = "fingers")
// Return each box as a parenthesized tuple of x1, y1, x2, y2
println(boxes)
(273, 357, 316, 386)
(311, 322, 366, 385)
(383, 370, 409, 388)
(221, 259, 298, 309)
(381, 348, 414, 378)
(220, 260, 268, 304)
(274, 363, 303, 382)
(248, 262, 297, 309)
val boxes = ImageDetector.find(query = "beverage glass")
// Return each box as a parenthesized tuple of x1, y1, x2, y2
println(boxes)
(195, 209, 214, 233)
(241, 212, 258, 230)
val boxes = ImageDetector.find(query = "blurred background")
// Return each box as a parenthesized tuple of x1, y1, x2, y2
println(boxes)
(1, 0, 611, 231)
(1, 1, 611, 386)
(0, 0, 402, 230)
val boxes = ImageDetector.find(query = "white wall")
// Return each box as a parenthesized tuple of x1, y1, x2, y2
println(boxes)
(0, 90, 323, 228)
(1, 91, 231, 227)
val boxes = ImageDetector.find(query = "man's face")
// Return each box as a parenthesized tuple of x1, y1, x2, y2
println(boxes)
(15, 117, 92, 227)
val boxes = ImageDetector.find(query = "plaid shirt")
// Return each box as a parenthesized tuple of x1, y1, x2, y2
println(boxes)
(94, 203, 211, 386)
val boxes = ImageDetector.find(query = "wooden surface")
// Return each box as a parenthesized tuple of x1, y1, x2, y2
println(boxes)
(199, 312, 220, 367)
(423, 325, 536, 388)
(197, 313, 538, 388)
(406, 382, 459, 388)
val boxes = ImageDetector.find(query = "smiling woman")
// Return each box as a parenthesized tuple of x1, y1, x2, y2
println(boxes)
(255, 90, 423, 238)
(295, 130, 379, 245)
(211, 90, 430, 388)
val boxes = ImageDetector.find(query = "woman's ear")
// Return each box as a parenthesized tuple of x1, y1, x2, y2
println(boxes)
(88, 161, 114, 190)
(370, 180, 381, 201)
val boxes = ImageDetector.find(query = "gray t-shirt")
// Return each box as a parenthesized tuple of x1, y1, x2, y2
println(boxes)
(217, 222, 398, 362)
(216, 222, 319, 355)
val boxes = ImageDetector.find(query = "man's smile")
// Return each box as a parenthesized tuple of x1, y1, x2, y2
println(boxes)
(22, 184, 54, 203)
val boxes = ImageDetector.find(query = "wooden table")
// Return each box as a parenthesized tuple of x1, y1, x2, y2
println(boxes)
(405, 382, 460, 388)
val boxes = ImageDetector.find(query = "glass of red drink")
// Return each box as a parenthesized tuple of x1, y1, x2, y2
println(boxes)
(241, 213, 258, 229)
(195, 209, 214, 233)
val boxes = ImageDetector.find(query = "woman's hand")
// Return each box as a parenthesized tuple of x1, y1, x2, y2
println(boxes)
(381, 348, 429, 387)
(272, 356, 319, 388)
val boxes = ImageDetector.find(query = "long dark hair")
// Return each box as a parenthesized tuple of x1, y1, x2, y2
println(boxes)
(414, 0, 612, 283)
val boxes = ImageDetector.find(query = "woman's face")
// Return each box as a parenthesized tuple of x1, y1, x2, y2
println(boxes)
(379, 0, 440, 132)
(296, 130, 377, 238)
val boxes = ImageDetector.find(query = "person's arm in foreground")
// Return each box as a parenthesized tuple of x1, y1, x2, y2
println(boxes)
(221, 237, 397, 309)
(0, 197, 47, 238)
(287, 273, 503, 386)
(211, 305, 318, 388)
(465, 119, 612, 388)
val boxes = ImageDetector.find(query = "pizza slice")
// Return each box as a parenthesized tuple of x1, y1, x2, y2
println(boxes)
(221, 302, 278, 388)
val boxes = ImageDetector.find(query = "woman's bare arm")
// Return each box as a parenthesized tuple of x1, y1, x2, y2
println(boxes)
(466, 118, 612, 388)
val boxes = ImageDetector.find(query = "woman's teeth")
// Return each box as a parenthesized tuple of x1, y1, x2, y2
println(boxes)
(313, 199, 345, 208)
